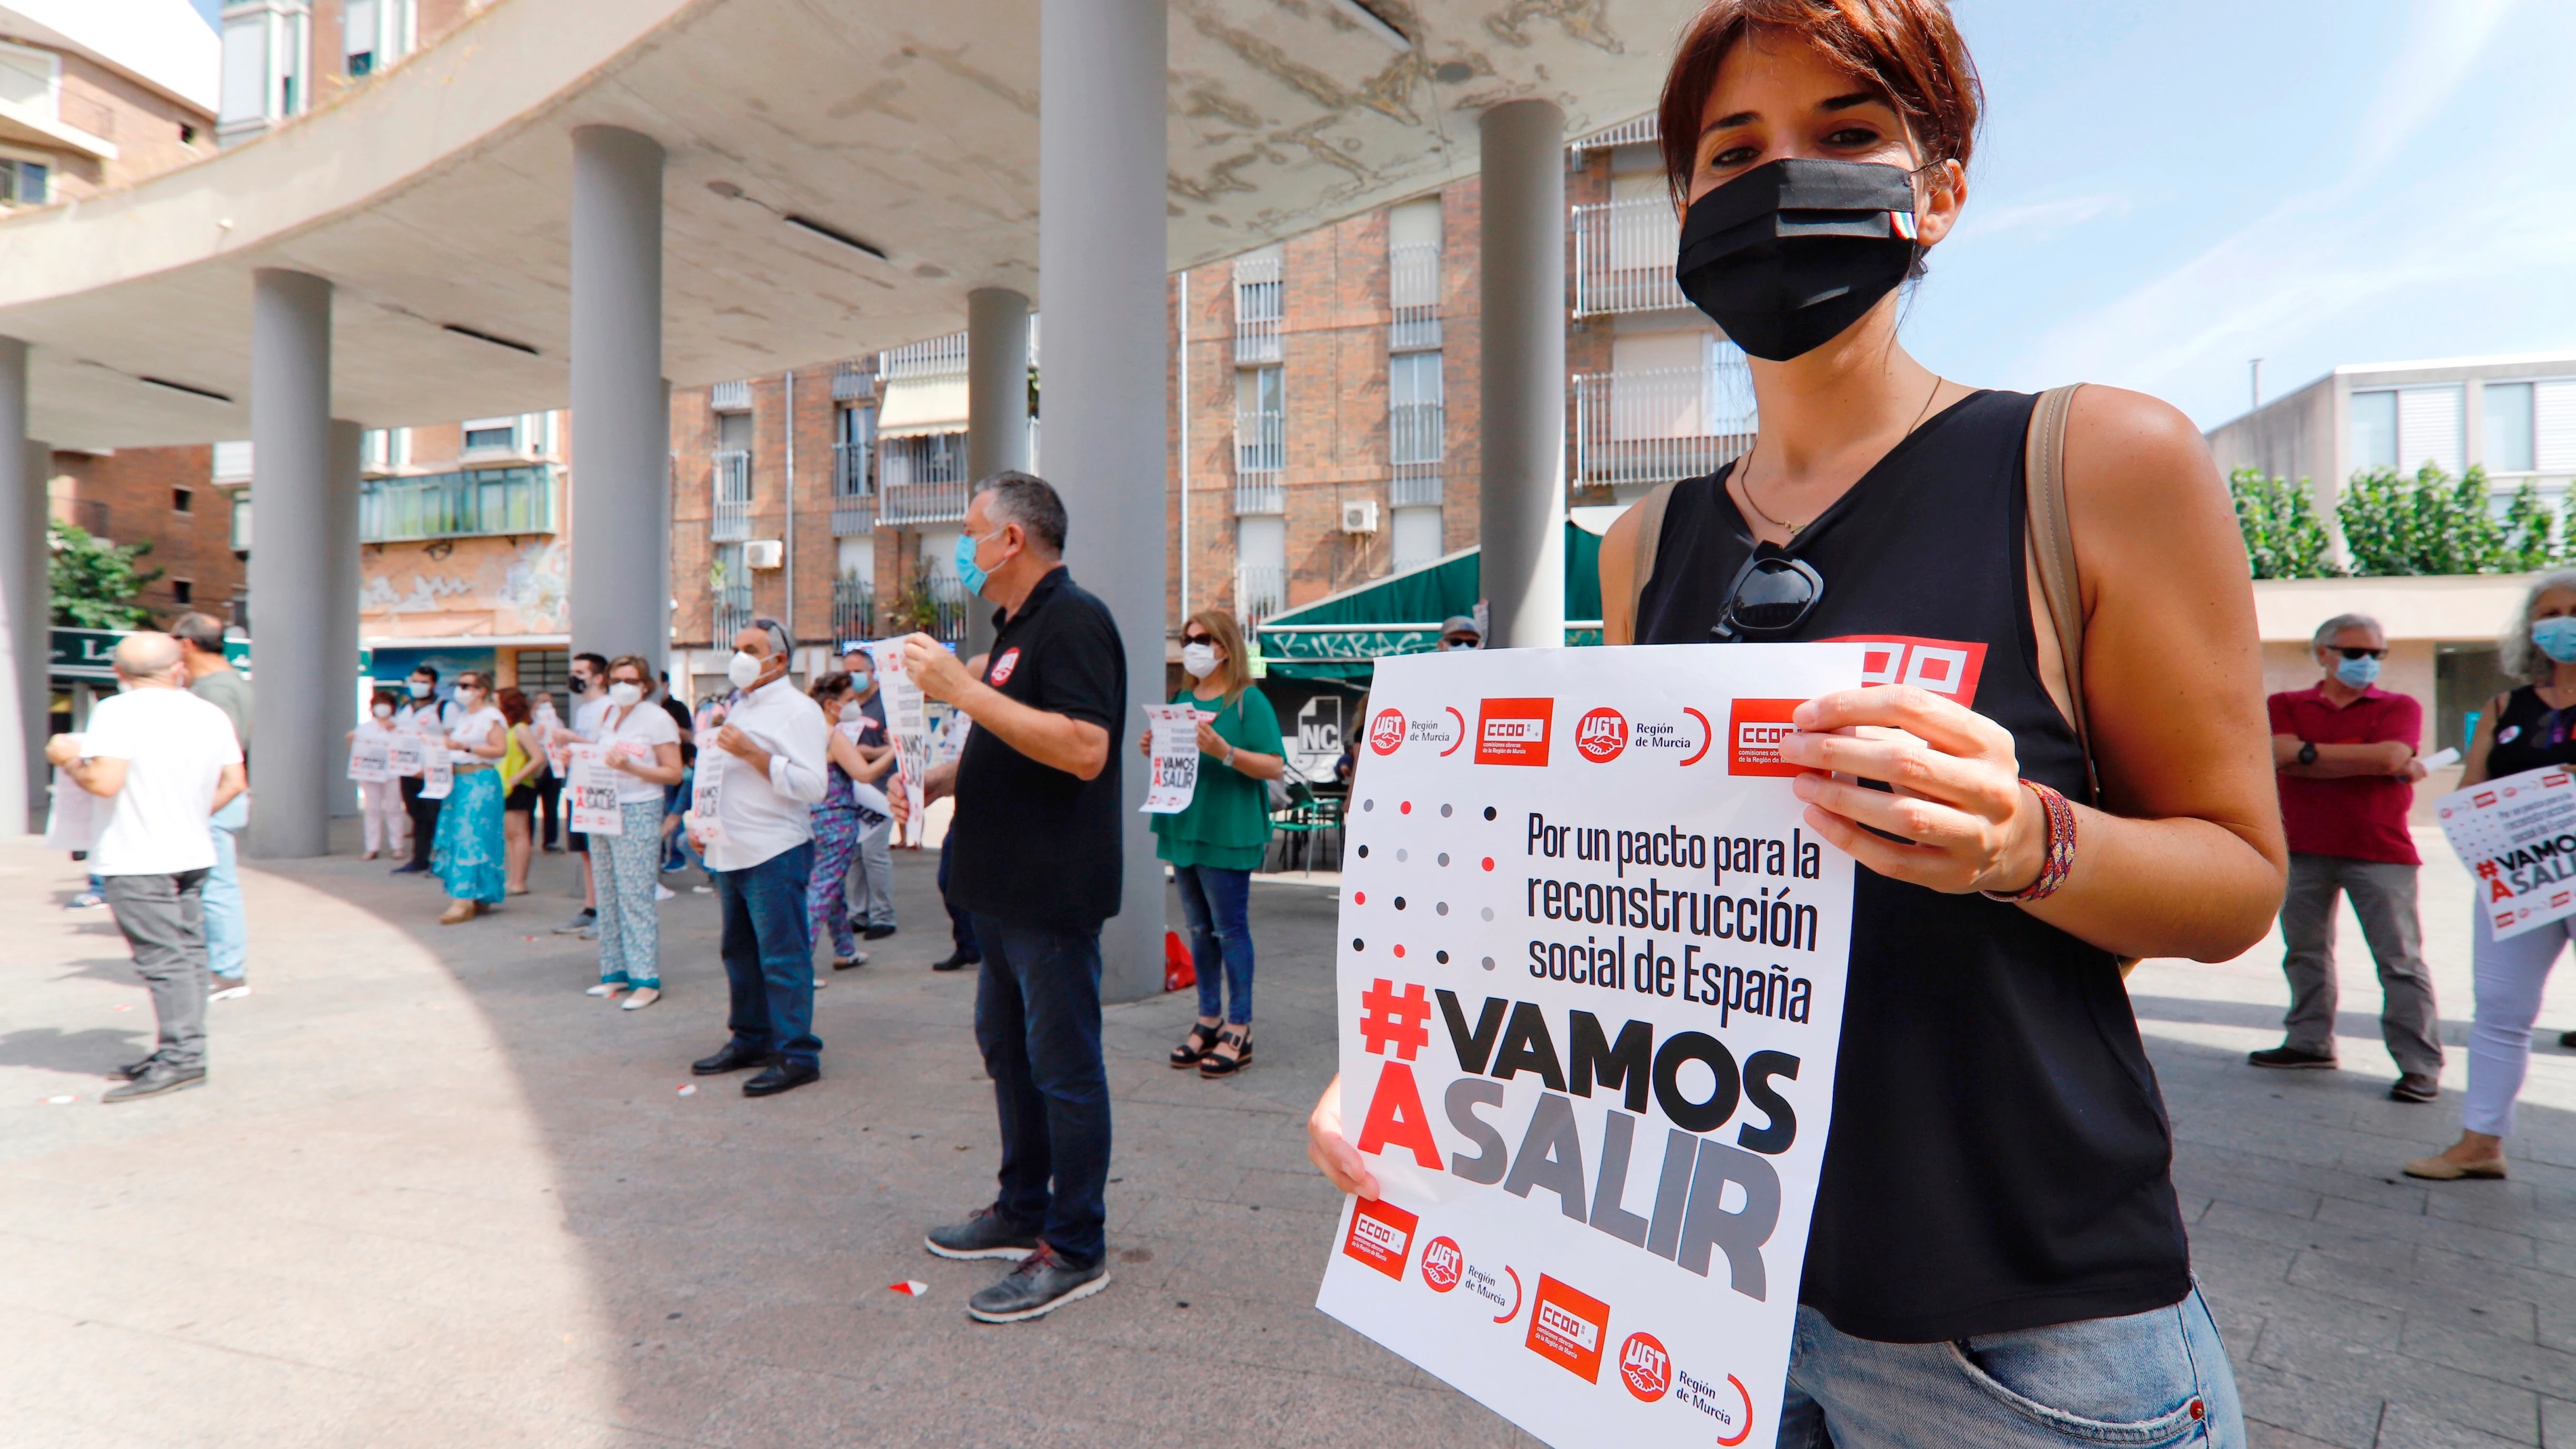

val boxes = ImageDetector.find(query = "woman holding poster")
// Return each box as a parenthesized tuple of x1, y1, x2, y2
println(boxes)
(352, 688, 408, 861)
(1149, 610, 1283, 1078)
(2406, 572, 2576, 1181)
(431, 671, 511, 924)
(585, 656, 685, 1008)
(1314, 2, 2287, 1442)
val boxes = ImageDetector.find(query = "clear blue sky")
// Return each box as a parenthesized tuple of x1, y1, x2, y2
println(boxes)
(188, 0, 219, 28)
(1910, 0, 2576, 430)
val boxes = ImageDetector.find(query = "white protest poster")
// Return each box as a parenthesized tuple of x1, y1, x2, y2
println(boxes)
(386, 732, 426, 779)
(348, 733, 393, 782)
(564, 743, 623, 836)
(687, 753, 725, 844)
(1313, 642, 1862, 1449)
(44, 763, 106, 853)
(1141, 703, 1204, 814)
(933, 705, 972, 767)
(2434, 763, 2576, 940)
(420, 751, 453, 800)
(869, 640, 932, 846)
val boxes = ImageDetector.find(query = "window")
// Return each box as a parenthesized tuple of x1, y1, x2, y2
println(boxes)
(1233, 247, 1283, 364)
(0, 40, 58, 121)
(2350, 385, 2463, 476)
(173, 487, 194, 514)
(359, 465, 556, 542)
(2486, 381, 2536, 473)
(179, 122, 198, 145)
(834, 404, 875, 497)
(2350, 390, 2397, 471)
(1236, 365, 1284, 474)
(0, 159, 48, 208)
(1389, 352, 1443, 465)
(212, 440, 253, 482)
(172, 580, 194, 605)
(461, 418, 518, 453)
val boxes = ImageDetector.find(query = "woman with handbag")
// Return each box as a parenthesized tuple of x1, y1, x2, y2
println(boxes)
(1147, 610, 1284, 1078)
(1306, 1, 2285, 1441)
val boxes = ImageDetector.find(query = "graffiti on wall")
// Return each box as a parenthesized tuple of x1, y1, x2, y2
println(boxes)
(363, 538, 569, 636)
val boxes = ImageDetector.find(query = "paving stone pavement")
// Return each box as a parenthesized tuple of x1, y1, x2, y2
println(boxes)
(1, 824, 2570, 1447)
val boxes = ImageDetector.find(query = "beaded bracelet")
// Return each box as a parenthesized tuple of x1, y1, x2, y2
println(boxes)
(1981, 778, 2076, 903)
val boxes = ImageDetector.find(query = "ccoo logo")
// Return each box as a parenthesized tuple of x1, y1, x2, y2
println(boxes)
(1618, 1331, 1672, 1402)
(1574, 707, 1627, 763)
(1369, 708, 1407, 756)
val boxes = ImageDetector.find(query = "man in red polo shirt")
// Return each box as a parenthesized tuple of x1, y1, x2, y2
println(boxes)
(2254, 613, 2445, 1102)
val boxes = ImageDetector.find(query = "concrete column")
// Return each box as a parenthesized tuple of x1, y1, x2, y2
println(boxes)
(245, 268, 335, 858)
(1478, 99, 1567, 650)
(324, 420, 362, 815)
(0, 336, 40, 834)
(568, 125, 666, 665)
(1042, 0, 1167, 1003)
(965, 287, 1031, 661)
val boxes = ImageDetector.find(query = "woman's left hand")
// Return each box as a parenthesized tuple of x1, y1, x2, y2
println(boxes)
(1776, 685, 2045, 896)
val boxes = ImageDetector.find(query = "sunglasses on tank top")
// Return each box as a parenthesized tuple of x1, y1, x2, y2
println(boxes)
(1710, 553, 1825, 640)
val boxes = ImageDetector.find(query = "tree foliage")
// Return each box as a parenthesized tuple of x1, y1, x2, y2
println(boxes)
(2337, 464, 2527, 577)
(2227, 468, 2335, 579)
(48, 522, 162, 629)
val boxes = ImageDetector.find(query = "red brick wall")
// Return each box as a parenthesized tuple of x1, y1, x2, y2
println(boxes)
(47, 445, 241, 625)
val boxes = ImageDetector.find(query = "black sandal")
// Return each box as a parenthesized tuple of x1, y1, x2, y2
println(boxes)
(1198, 1026, 1253, 1077)
(1169, 1021, 1224, 1068)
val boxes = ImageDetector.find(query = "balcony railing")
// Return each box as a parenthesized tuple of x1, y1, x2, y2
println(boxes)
(1571, 358, 1759, 493)
(359, 465, 556, 542)
(883, 332, 969, 379)
(712, 583, 755, 648)
(1390, 462, 1443, 509)
(710, 379, 751, 411)
(1237, 565, 1287, 624)
(1233, 253, 1282, 364)
(1234, 477, 1285, 516)
(1569, 113, 1658, 156)
(831, 504, 874, 537)
(831, 361, 876, 402)
(878, 479, 969, 527)
(1389, 242, 1441, 352)
(1390, 400, 1443, 468)
(709, 450, 751, 542)
(1572, 197, 1687, 316)
(833, 437, 873, 513)
(1235, 407, 1284, 482)
(831, 576, 877, 644)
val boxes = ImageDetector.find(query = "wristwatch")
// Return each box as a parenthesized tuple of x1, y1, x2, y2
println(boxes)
(2297, 741, 2318, 766)
(1221, 742, 1237, 768)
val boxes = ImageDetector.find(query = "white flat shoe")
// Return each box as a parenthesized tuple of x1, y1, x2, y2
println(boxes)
(813, 975, 830, 989)
(620, 987, 661, 1010)
(585, 983, 628, 998)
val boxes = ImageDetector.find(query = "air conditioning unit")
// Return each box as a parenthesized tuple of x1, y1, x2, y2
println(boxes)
(1339, 499, 1380, 535)
(744, 539, 785, 569)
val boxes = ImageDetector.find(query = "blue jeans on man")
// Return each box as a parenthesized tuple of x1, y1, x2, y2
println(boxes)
(202, 793, 249, 979)
(713, 843, 818, 1068)
(970, 914, 1109, 1268)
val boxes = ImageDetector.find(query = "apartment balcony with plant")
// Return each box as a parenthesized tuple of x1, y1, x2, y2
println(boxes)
(831, 574, 876, 643)
(1571, 347, 1759, 494)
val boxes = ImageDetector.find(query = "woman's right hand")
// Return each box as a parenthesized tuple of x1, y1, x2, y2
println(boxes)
(1306, 1074, 1379, 1200)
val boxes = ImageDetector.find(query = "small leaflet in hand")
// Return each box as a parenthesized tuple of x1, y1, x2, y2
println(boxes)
(1141, 703, 1204, 814)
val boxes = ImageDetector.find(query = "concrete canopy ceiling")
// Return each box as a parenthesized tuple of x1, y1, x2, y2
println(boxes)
(0, 0, 1677, 451)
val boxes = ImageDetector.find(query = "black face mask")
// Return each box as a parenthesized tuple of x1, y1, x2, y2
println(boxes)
(1674, 159, 1920, 362)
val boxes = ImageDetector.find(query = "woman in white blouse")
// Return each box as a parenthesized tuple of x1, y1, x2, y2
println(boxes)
(432, 670, 510, 923)
(577, 654, 686, 1008)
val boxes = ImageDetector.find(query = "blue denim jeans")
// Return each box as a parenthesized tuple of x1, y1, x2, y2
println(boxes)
(1775, 1284, 2243, 1447)
(714, 844, 818, 1069)
(970, 914, 1110, 1269)
(937, 832, 980, 962)
(203, 793, 248, 979)
(1174, 862, 1254, 1025)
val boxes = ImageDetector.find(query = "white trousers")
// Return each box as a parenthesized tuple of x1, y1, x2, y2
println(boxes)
(2465, 907, 2565, 1137)
(359, 778, 409, 856)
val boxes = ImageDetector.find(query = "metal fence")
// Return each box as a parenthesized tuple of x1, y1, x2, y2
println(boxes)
(879, 480, 968, 527)
(711, 583, 755, 647)
(359, 464, 555, 542)
(709, 379, 751, 411)
(1571, 358, 1759, 492)
(1572, 197, 1687, 316)
(831, 576, 876, 644)
(1236, 564, 1287, 624)
(1233, 253, 1282, 364)
(1235, 407, 1284, 483)
(1389, 242, 1441, 352)
(709, 450, 751, 542)
(1390, 462, 1443, 508)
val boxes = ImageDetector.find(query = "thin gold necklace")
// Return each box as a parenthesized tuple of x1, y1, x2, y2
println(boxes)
(1738, 374, 1946, 540)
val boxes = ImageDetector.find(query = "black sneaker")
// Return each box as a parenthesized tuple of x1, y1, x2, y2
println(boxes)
(103, 1061, 207, 1103)
(2389, 1073, 2440, 1103)
(115, 1053, 162, 1080)
(742, 1060, 819, 1097)
(925, 1206, 1041, 1262)
(2247, 1045, 2337, 1070)
(930, 951, 979, 973)
(863, 923, 898, 942)
(966, 1244, 1108, 1323)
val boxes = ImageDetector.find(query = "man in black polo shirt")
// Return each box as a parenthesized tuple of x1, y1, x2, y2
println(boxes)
(903, 472, 1125, 1324)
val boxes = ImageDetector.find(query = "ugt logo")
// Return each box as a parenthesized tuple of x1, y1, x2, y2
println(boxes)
(1420, 1235, 1463, 1293)
(1369, 708, 1406, 756)
(1618, 1331, 1672, 1402)
(1574, 707, 1627, 763)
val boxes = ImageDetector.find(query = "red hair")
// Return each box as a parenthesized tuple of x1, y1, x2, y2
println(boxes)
(1658, 0, 1983, 205)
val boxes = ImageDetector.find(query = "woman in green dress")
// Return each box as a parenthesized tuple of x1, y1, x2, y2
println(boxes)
(1150, 610, 1285, 1077)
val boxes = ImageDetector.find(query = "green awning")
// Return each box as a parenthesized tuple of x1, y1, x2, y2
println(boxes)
(1253, 522, 1606, 680)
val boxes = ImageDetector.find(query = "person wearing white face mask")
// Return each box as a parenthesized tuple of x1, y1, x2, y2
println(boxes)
(353, 688, 410, 860)
(2407, 574, 2576, 1180)
(2256, 613, 2441, 1105)
(806, 671, 900, 971)
(391, 665, 454, 875)
(835, 642, 899, 943)
(430, 670, 509, 923)
(585, 656, 686, 1008)
(1148, 610, 1284, 1078)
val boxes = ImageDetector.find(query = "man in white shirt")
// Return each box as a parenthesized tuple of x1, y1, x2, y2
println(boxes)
(45, 632, 246, 1103)
(391, 665, 457, 876)
(686, 618, 830, 1097)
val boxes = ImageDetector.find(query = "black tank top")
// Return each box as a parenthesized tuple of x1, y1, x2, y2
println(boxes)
(2480, 685, 2576, 779)
(1637, 389, 2191, 1342)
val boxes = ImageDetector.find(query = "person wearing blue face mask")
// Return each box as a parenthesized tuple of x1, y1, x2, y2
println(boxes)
(2407, 573, 2576, 1181)
(2257, 614, 2441, 1104)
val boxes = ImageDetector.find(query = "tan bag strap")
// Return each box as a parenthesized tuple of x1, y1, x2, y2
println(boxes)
(2025, 383, 2098, 806)
(1625, 478, 1683, 627)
